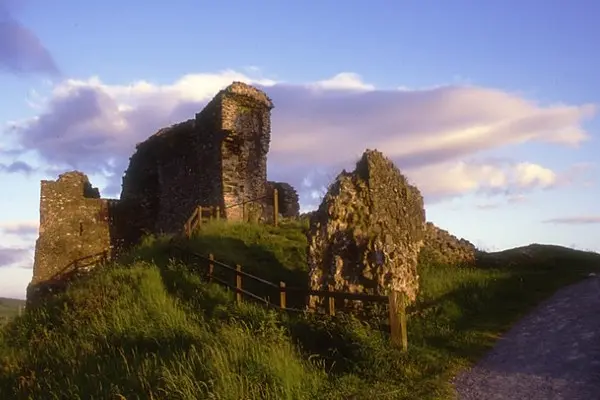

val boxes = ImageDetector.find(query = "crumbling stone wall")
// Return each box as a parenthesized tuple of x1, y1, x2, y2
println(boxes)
(28, 83, 301, 303)
(220, 83, 273, 221)
(420, 222, 478, 266)
(120, 82, 273, 241)
(307, 150, 426, 311)
(30, 172, 114, 286)
(268, 181, 300, 218)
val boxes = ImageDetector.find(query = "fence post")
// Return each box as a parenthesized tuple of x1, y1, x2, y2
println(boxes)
(273, 188, 279, 227)
(197, 206, 203, 228)
(279, 281, 286, 309)
(388, 290, 408, 352)
(236, 264, 242, 303)
(208, 253, 215, 283)
(327, 284, 335, 316)
(242, 202, 247, 222)
(215, 206, 221, 221)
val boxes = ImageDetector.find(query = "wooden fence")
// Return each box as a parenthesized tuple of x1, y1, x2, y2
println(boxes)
(172, 246, 410, 351)
(55, 251, 110, 281)
(184, 189, 280, 238)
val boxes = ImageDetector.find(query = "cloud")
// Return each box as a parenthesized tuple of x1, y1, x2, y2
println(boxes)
(543, 216, 600, 225)
(4, 70, 596, 203)
(507, 194, 527, 204)
(310, 72, 375, 91)
(0, 265, 31, 299)
(405, 160, 560, 201)
(0, 0, 60, 75)
(476, 203, 500, 210)
(0, 160, 34, 174)
(0, 246, 29, 267)
(0, 220, 38, 236)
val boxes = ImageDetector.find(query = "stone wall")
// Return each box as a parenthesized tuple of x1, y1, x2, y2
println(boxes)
(120, 82, 274, 241)
(30, 172, 114, 286)
(27, 82, 298, 303)
(220, 83, 273, 221)
(268, 181, 300, 218)
(420, 222, 478, 266)
(307, 150, 426, 311)
(120, 119, 223, 240)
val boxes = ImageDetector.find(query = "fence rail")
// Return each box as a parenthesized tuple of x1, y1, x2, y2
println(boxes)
(183, 190, 280, 238)
(172, 246, 410, 351)
(55, 250, 109, 280)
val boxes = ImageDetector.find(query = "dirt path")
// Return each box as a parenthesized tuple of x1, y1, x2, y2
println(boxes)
(453, 275, 600, 400)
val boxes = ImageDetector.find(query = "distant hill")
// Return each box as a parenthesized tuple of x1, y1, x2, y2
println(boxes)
(0, 297, 26, 323)
(479, 243, 600, 270)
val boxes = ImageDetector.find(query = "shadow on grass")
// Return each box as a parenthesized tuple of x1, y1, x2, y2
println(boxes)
(167, 235, 309, 310)
(408, 254, 600, 364)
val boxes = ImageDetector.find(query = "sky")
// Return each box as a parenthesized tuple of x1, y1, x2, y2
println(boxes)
(1, 0, 599, 299)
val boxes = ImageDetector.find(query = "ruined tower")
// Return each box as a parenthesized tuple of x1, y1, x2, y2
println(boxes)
(30, 172, 113, 288)
(27, 82, 295, 303)
(120, 82, 274, 239)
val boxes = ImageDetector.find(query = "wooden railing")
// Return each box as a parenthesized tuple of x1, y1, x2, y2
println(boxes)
(183, 189, 280, 238)
(171, 246, 410, 351)
(53, 250, 110, 281)
(184, 206, 221, 238)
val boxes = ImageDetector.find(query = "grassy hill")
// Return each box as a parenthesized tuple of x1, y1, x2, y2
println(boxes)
(0, 297, 25, 325)
(0, 219, 598, 399)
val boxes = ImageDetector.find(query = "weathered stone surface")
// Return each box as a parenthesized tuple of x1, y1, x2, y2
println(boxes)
(120, 81, 274, 241)
(268, 181, 300, 218)
(28, 82, 278, 302)
(30, 172, 113, 286)
(420, 222, 478, 266)
(307, 149, 426, 310)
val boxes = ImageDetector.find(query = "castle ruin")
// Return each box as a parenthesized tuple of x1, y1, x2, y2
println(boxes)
(28, 82, 300, 300)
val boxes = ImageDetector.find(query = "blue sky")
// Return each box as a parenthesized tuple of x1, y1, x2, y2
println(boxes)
(1, 0, 599, 298)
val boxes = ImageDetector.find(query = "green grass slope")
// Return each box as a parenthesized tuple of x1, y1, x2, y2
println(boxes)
(1, 220, 598, 399)
(0, 297, 25, 326)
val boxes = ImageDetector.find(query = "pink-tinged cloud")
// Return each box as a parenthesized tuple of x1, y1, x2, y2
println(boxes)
(4, 71, 596, 206)
(0, 1, 60, 76)
(0, 161, 34, 174)
(0, 220, 38, 236)
(543, 216, 600, 225)
(0, 246, 29, 267)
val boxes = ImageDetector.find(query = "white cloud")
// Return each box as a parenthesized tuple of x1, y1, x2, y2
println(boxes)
(543, 216, 600, 225)
(406, 160, 562, 201)
(0, 266, 31, 299)
(514, 163, 556, 188)
(3, 70, 596, 205)
(310, 72, 375, 91)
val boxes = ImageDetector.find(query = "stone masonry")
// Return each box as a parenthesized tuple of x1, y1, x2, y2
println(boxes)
(30, 172, 113, 286)
(28, 82, 300, 299)
(120, 82, 275, 240)
(420, 222, 479, 266)
(307, 149, 426, 311)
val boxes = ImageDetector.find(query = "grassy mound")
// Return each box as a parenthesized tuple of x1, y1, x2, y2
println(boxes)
(1, 220, 599, 399)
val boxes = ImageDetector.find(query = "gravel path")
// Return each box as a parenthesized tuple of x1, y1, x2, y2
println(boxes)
(453, 275, 600, 400)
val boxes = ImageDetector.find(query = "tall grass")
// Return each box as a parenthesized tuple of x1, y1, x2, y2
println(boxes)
(1, 220, 598, 399)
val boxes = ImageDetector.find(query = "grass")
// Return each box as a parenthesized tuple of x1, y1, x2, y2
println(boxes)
(1, 219, 598, 399)
(0, 297, 25, 326)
